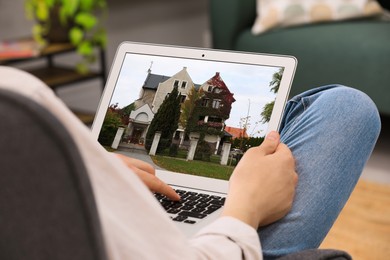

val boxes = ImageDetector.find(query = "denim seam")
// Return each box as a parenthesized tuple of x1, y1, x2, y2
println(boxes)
(281, 97, 309, 142)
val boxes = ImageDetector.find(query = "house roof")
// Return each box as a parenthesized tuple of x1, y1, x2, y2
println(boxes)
(224, 126, 248, 139)
(142, 72, 201, 90)
(223, 130, 233, 137)
(142, 73, 171, 90)
(206, 72, 236, 103)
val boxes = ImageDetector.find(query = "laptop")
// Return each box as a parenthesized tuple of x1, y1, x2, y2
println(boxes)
(91, 42, 296, 236)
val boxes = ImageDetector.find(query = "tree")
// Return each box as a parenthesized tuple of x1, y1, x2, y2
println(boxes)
(238, 99, 251, 150)
(120, 102, 135, 125)
(269, 68, 284, 94)
(260, 68, 284, 123)
(232, 136, 264, 150)
(98, 105, 123, 146)
(145, 86, 181, 152)
(180, 86, 203, 133)
(260, 101, 274, 124)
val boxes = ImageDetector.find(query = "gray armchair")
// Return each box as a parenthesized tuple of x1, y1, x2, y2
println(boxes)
(0, 89, 107, 260)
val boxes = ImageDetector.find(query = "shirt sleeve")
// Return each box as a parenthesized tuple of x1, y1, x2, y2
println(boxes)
(190, 216, 263, 260)
(0, 66, 263, 260)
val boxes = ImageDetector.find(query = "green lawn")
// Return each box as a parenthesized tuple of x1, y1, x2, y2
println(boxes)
(151, 155, 234, 181)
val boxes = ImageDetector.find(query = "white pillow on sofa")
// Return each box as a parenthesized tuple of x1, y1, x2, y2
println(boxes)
(252, 0, 384, 34)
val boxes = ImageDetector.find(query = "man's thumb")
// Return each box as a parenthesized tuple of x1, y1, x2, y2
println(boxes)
(260, 131, 280, 155)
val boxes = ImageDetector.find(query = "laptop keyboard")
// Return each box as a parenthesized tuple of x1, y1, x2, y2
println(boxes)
(154, 189, 225, 224)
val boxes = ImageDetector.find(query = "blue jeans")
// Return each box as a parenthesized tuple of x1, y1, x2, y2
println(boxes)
(259, 85, 381, 259)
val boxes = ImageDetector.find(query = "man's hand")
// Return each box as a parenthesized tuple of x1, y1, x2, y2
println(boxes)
(115, 153, 180, 201)
(222, 131, 298, 229)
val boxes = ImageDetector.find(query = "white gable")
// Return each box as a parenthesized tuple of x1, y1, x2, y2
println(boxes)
(129, 104, 154, 123)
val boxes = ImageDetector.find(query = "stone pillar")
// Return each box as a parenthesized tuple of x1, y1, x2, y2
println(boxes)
(186, 138, 199, 161)
(214, 136, 221, 155)
(179, 131, 185, 147)
(220, 142, 231, 165)
(149, 131, 161, 156)
(111, 127, 125, 149)
(143, 124, 150, 140)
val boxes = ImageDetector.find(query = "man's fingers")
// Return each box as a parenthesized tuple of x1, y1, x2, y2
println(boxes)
(274, 143, 296, 169)
(130, 166, 180, 201)
(258, 131, 280, 155)
(152, 179, 181, 201)
(116, 153, 156, 175)
(114, 153, 180, 201)
(145, 173, 181, 201)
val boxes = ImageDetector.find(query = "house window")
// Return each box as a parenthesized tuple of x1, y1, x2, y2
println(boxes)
(201, 98, 209, 107)
(208, 116, 222, 123)
(180, 95, 186, 103)
(165, 93, 170, 99)
(212, 99, 221, 109)
(207, 116, 223, 128)
(174, 80, 179, 87)
(181, 81, 187, 89)
(213, 87, 222, 93)
(207, 85, 213, 92)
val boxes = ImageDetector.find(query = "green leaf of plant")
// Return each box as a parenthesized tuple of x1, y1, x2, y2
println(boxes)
(80, 0, 94, 11)
(62, 0, 79, 17)
(59, 6, 68, 25)
(77, 41, 93, 56)
(46, 0, 56, 8)
(75, 12, 97, 30)
(36, 2, 49, 21)
(93, 29, 107, 47)
(32, 24, 43, 35)
(69, 27, 84, 45)
(32, 24, 47, 46)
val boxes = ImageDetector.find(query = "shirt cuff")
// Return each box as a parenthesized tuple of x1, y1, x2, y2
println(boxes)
(192, 216, 262, 259)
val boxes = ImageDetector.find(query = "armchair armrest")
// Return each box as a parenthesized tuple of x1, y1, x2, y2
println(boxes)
(209, 0, 256, 50)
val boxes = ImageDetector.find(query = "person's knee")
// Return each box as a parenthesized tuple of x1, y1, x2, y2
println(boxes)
(322, 85, 381, 137)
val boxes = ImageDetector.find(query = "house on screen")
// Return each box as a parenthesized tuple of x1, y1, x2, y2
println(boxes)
(126, 68, 236, 154)
(134, 66, 196, 112)
(127, 67, 196, 144)
(126, 104, 154, 144)
(183, 72, 236, 153)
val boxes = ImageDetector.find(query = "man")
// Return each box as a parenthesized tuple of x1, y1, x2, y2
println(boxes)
(0, 66, 380, 259)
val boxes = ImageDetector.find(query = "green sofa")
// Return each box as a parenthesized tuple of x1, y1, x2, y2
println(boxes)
(209, 0, 390, 116)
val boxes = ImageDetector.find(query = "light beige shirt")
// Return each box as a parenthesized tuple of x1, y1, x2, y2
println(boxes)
(0, 66, 263, 260)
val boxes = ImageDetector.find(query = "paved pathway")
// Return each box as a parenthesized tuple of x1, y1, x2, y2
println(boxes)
(116, 143, 163, 170)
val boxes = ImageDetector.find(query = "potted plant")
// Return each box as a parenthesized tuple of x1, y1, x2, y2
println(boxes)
(24, 0, 107, 73)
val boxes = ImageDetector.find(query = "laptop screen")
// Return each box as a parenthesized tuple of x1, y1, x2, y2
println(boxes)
(96, 50, 288, 181)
